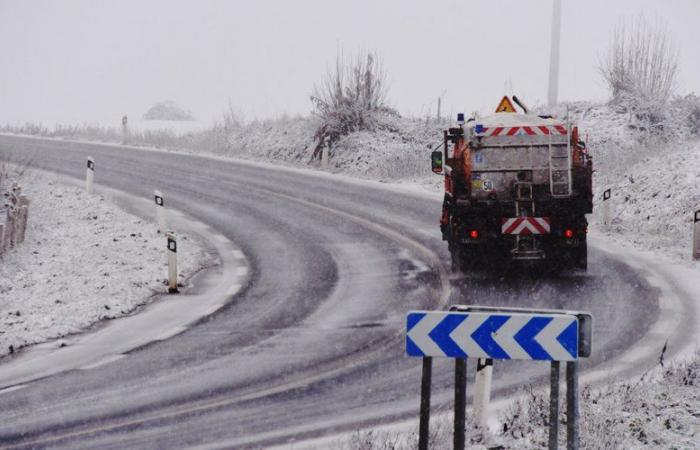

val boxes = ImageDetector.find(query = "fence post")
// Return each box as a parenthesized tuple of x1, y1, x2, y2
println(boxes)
(17, 195, 29, 243)
(154, 190, 167, 233)
(454, 358, 468, 450)
(86, 157, 95, 195)
(566, 361, 579, 450)
(693, 210, 700, 260)
(166, 232, 178, 293)
(473, 358, 493, 428)
(8, 207, 16, 248)
(549, 361, 561, 450)
(418, 357, 432, 450)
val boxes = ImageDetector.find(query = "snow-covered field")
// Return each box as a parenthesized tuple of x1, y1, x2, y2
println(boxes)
(0, 170, 210, 359)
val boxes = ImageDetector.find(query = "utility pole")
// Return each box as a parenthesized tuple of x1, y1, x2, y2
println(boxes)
(547, 0, 562, 108)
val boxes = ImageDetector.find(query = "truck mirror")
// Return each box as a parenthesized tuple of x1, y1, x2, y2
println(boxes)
(431, 150, 443, 174)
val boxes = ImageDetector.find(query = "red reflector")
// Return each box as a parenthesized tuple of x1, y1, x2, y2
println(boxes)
(564, 229, 574, 238)
(469, 230, 479, 239)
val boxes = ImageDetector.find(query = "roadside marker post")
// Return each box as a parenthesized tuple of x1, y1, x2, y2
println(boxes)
(154, 190, 167, 233)
(166, 232, 178, 293)
(473, 358, 493, 428)
(122, 115, 129, 144)
(693, 210, 700, 260)
(86, 157, 95, 195)
(602, 189, 611, 230)
(407, 305, 592, 450)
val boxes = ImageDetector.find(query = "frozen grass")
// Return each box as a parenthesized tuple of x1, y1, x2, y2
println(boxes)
(0, 169, 210, 359)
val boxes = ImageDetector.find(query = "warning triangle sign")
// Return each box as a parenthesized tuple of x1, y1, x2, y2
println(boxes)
(495, 96, 516, 113)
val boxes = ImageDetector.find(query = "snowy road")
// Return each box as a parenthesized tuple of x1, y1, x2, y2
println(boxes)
(0, 135, 667, 448)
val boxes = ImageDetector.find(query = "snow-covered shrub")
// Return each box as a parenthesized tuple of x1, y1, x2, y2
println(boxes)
(598, 15, 679, 109)
(670, 93, 700, 138)
(310, 51, 398, 160)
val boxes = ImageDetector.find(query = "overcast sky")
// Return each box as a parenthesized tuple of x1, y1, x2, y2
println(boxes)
(1, 0, 699, 125)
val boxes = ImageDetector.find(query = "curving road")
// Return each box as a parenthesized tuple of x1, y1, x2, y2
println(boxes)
(0, 135, 661, 448)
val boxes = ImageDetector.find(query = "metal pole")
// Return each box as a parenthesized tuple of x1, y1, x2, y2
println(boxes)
(547, 0, 562, 107)
(418, 357, 433, 450)
(437, 97, 442, 122)
(473, 358, 493, 428)
(454, 358, 467, 450)
(693, 210, 700, 260)
(566, 361, 579, 450)
(549, 361, 560, 450)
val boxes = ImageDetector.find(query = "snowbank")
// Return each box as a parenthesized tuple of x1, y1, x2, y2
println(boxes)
(0, 171, 210, 359)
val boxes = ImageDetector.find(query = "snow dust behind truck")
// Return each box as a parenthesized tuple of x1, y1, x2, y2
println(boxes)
(431, 96, 593, 272)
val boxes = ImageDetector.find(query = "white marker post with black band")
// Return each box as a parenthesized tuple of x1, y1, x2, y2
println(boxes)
(166, 232, 178, 293)
(602, 188, 611, 230)
(154, 190, 167, 233)
(693, 209, 700, 260)
(473, 358, 493, 428)
(86, 157, 95, 195)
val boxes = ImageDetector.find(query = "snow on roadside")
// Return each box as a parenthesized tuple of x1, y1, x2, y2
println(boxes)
(0, 171, 210, 359)
(552, 101, 700, 263)
(336, 351, 699, 449)
(589, 139, 700, 263)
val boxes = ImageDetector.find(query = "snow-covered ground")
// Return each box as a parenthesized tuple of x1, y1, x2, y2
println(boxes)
(332, 350, 699, 449)
(2, 99, 699, 448)
(0, 170, 210, 359)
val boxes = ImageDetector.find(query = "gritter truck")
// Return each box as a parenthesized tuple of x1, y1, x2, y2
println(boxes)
(431, 96, 593, 272)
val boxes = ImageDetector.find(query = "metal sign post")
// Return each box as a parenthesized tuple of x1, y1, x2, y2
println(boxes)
(418, 357, 432, 450)
(407, 305, 592, 450)
(693, 210, 700, 260)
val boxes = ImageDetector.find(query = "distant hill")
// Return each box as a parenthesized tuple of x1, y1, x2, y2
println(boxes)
(142, 100, 195, 121)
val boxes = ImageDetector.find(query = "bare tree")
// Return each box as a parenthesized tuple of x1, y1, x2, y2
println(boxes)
(599, 15, 679, 107)
(310, 50, 394, 161)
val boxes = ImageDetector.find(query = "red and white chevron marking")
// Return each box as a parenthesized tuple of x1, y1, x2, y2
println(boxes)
(478, 125, 567, 137)
(501, 217, 551, 235)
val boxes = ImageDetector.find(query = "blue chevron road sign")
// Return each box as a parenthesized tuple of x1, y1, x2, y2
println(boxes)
(406, 309, 585, 361)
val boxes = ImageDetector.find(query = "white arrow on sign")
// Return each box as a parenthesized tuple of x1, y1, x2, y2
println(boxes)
(407, 313, 445, 357)
(449, 314, 486, 357)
